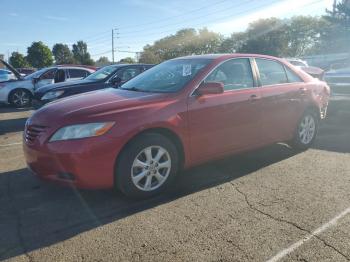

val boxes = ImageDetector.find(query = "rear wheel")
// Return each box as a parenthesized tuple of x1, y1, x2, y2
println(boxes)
(290, 110, 319, 150)
(115, 133, 179, 198)
(9, 89, 32, 108)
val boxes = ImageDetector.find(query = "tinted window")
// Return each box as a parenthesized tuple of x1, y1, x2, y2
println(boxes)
(118, 68, 142, 82)
(85, 65, 118, 81)
(68, 69, 88, 78)
(285, 67, 303, 83)
(256, 59, 288, 86)
(205, 58, 254, 91)
(40, 69, 56, 80)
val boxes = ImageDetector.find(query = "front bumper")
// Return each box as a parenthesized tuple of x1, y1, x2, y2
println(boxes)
(23, 135, 123, 189)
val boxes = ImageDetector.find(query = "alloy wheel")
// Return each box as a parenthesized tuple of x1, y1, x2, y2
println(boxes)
(131, 146, 171, 191)
(11, 90, 30, 107)
(298, 114, 316, 145)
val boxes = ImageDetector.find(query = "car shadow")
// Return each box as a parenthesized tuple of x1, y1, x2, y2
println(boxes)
(0, 104, 32, 113)
(314, 111, 350, 153)
(0, 118, 28, 135)
(0, 143, 297, 260)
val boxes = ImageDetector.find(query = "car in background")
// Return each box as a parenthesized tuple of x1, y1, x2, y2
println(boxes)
(16, 68, 36, 76)
(0, 69, 17, 82)
(33, 63, 153, 107)
(23, 54, 330, 198)
(0, 59, 95, 107)
(324, 66, 350, 114)
(286, 58, 309, 67)
(285, 58, 324, 80)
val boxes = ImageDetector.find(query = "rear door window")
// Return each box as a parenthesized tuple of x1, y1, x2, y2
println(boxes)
(68, 69, 89, 79)
(255, 59, 288, 86)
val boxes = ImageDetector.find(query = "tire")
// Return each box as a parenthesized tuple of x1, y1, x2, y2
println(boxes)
(9, 89, 32, 108)
(115, 133, 179, 198)
(290, 110, 319, 150)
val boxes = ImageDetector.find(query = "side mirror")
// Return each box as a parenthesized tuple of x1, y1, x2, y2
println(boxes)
(196, 82, 224, 96)
(111, 76, 122, 86)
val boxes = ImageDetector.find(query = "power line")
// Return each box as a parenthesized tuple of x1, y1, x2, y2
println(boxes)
(118, 0, 232, 30)
(119, 0, 254, 36)
(72, 0, 232, 45)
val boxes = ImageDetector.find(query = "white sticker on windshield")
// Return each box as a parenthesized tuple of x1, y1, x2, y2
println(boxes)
(183, 64, 192, 76)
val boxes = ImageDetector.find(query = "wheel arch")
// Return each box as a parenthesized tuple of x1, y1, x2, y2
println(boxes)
(305, 103, 321, 120)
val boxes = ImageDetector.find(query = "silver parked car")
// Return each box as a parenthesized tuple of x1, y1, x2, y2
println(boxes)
(0, 59, 95, 107)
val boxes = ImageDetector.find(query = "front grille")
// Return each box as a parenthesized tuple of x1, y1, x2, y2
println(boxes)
(25, 125, 47, 143)
(325, 76, 350, 84)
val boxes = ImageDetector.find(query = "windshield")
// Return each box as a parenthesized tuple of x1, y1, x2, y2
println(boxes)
(121, 58, 211, 93)
(24, 68, 49, 80)
(85, 65, 118, 81)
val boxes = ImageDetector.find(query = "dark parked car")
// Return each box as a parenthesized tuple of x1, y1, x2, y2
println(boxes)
(23, 54, 330, 198)
(324, 66, 350, 114)
(33, 64, 153, 107)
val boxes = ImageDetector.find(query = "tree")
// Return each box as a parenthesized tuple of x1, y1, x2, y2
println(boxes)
(52, 43, 74, 64)
(320, 0, 350, 53)
(95, 56, 110, 67)
(238, 18, 289, 56)
(72, 41, 94, 65)
(139, 28, 222, 63)
(219, 32, 248, 53)
(9, 52, 29, 68)
(119, 57, 136, 64)
(27, 41, 53, 68)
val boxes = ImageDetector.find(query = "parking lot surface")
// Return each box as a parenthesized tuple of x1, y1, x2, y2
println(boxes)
(1, 106, 350, 262)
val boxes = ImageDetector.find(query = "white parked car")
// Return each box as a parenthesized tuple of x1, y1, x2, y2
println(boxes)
(0, 59, 95, 107)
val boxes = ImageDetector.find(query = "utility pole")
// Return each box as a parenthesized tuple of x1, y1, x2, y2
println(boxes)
(112, 29, 114, 63)
(112, 28, 119, 63)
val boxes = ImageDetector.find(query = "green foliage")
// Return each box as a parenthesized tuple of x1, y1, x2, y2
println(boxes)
(72, 41, 94, 65)
(139, 28, 222, 63)
(52, 43, 74, 64)
(27, 41, 53, 68)
(95, 56, 110, 67)
(238, 18, 289, 56)
(119, 57, 136, 64)
(321, 0, 350, 53)
(9, 52, 29, 68)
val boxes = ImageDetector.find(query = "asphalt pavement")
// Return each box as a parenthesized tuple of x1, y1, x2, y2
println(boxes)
(1, 105, 350, 262)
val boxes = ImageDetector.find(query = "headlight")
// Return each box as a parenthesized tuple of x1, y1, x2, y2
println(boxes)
(41, 90, 65, 100)
(50, 122, 115, 142)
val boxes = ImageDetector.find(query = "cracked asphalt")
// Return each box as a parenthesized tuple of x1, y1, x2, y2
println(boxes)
(1, 105, 350, 262)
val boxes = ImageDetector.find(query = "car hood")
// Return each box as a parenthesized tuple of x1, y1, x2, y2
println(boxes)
(36, 79, 96, 94)
(31, 88, 166, 126)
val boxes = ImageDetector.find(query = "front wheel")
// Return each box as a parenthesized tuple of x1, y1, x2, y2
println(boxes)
(115, 133, 179, 198)
(9, 89, 32, 108)
(290, 110, 319, 150)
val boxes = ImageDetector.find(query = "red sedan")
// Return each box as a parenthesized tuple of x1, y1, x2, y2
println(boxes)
(23, 54, 330, 198)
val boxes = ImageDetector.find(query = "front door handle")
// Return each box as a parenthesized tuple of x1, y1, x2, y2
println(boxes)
(249, 94, 260, 102)
(299, 87, 307, 95)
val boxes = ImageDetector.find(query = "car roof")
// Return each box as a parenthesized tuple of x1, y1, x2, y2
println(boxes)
(172, 53, 285, 61)
(46, 66, 95, 72)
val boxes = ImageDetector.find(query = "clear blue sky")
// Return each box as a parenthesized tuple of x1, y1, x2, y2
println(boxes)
(0, 0, 333, 62)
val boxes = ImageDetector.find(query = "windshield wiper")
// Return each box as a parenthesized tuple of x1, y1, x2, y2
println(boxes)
(121, 87, 146, 92)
